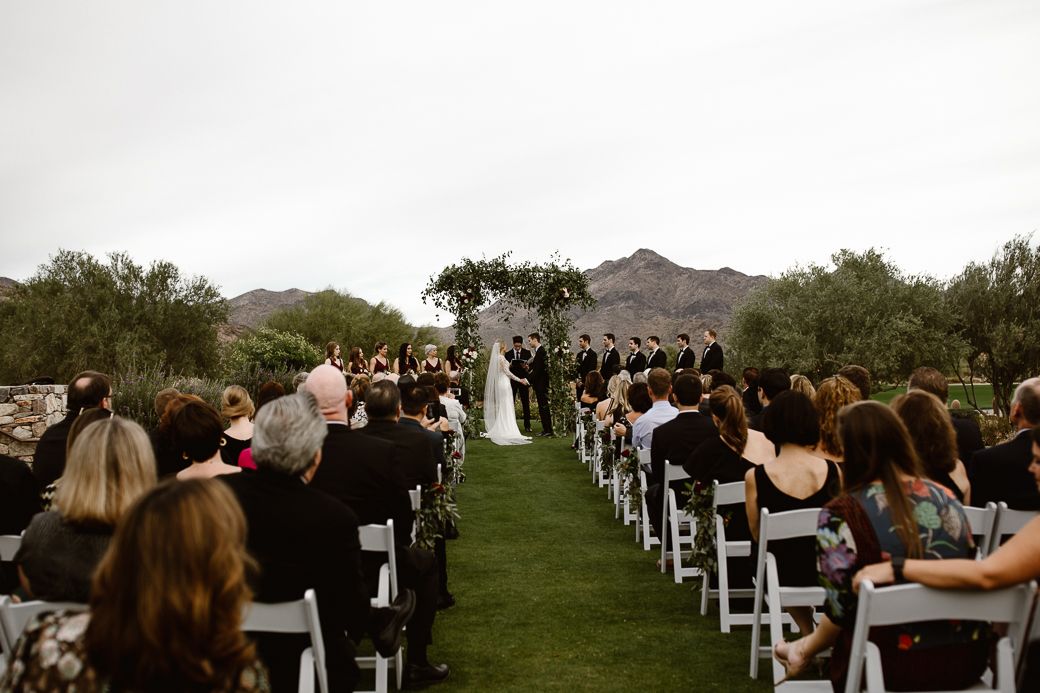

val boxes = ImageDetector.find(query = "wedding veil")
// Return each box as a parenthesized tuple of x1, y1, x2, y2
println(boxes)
(484, 341, 504, 425)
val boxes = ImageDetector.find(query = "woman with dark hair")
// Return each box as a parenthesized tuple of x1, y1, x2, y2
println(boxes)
(445, 345, 463, 380)
(370, 341, 390, 375)
(891, 390, 970, 503)
(174, 400, 242, 481)
(0, 479, 268, 692)
(347, 346, 369, 376)
(350, 374, 371, 429)
(394, 343, 419, 376)
(256, 382, 285, 413)
(580, 371, 603, 411)
(610, 382, 652, 447)
(324, 342, 343, 372)
(745, 390, 841, 639)
(775, 401, 987, 691)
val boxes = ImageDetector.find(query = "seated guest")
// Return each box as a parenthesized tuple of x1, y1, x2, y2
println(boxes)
(293, 370, 309, 392)
(16, 416, 156, 602)
(0, 479, 267, 692)
(220, 385, 255, 467)
(174, 400, 243, 481)
(147, 387, 181, 477)
(397, 382, 449, 475)
(907, 366, 985, 466)
(633, 371, 648, 384)
(837, 364, 872, 401)
(775, 402, 988, 691)
(0, 454, 41, 594)
(434, 372, 467, 429)
(611, 382, 651, 445)
(40, 407, 116, 511)
(580, 372, 603, 410)
(351, 374, 372, 429)
(256, 381, 285, 412)
(633, 369, 679, 451)
(33, 370, 111, 489)
(892, 390, 971, 503)
(742, 367, 762, 417)
(812, 375, 861, 465)
(416, 373, 451, 434)
(968, 377, 1040, 510)
(698, 375, 713, 416)
(789, 375, 816, 399)
(745, 390, 840, 639)
(596, 374, 623, 421)
(748, 367, 790, 431)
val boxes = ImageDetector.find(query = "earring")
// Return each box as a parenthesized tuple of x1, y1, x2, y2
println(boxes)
(220, 437, 227, 447)
(182, 452, 190, 460)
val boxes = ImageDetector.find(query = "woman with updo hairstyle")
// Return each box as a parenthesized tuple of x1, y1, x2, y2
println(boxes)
(370, 341, 390, 375)
(350, 374, 372, 429)
(790, 374, 816, 399)
(220, 385, 255, 468)
(812, 375, 861, 464)
(892, 390, 970, 503)
(173, 400, 242, 481)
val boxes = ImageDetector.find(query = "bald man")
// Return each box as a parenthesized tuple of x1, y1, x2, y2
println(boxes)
(969, 377, 1040, 511)
(33, 370, 112, 489)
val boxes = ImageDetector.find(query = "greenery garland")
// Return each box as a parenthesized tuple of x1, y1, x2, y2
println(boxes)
(613, 447, 642, 512)
(581, 411, 596, 453)
(682, 481, 730, 581)
(599, 429, 614, 476)
(414, 482, 460, 552)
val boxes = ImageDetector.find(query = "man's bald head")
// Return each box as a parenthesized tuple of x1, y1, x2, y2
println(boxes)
(306, 365, 351, 421)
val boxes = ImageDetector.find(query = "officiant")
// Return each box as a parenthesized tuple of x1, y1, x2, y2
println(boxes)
(508, 336, 533, 433)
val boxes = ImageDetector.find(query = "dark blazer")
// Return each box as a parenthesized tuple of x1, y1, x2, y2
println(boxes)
(32, 413, 78, 489)
(748, 407, 766, 432)
(576, 348, 598, 382)
(508, 347, 532, 379)
(398, 416, 447, 475)
(698, 398, 712, 418)
(358, 419, 439, 489)
(743, 386, 763, 416)
(952, 416, 985, 467)
(646, 349, 667, 371)
(649, 410, 718, 488)
(600, 347, 620, 380)
(223, 468, 370, 693)
(0, 454, 41, 536)
(700, 342, 724, 373)
(527, 344, 549, 391)
(969, 430, 1040, 510)
(624, 351, 647, 375)
(675, 346, 697, 371)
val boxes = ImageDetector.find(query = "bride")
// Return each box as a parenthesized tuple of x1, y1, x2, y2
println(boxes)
(483, 340, 533, 445)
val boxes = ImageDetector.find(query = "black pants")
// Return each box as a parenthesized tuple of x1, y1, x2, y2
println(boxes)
(533, 384, 552, 434)
(361, 546, 438, 651)
(510, 380, 531, 428)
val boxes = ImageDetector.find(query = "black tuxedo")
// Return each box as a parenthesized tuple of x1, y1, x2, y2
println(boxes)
(358, 419, 438, 489)
(675, 346, 697, 371)
(700, 342, 724, 373)
(624, 351, 647, 375)
(646, 348, 667, 371)
(969, 430, 1040, 510)
(528, 344, 552, 434)
(508, 347, 532, 428)
(575, 348, 597, 400)
(32, 412, 78, 489)
(223, 468, 370, 692)
(600, 346, 620, 381)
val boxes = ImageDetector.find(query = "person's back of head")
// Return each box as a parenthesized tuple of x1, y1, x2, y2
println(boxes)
(742, 367, 759, 388)
(699, 374, 712, 395)
(647, 368, 672, 400)
(891, 390, 957, 478)
(171, 400, 224, 464)
(221, 385, 255, 421)
(365, 381, 401, 420)
(68, 371, 112, 414)
(152, 388, 180, 419)
(814, 375, 861, 458)
(672, 374, 702, 407)
(584, 371, 604, 398)
(906, 367, 949, 404)
(399, 382, 429, 417)
(416, 373, 435, 387)
(256, 382, 286, 412)
(305, 364, 349, 420)
(710, 385, 747, 455)
(353, 374, 372, 401)
(789, 375, 816, 399)
(433, 372, 451, 395)
(252, 392, 327, 476)
(837, 365, 872, 401)
(86, 478, 256, 691)
(628, 383, 652, 414)
(1012, 377, 1040, 427)
(708, 370, 736, 391)
(65, 407, 115, 456)
(761, 390, 820, 448)
(757, 367, 791, 402)
(292, 371, 309, 393)
(632, 372, 648, 384)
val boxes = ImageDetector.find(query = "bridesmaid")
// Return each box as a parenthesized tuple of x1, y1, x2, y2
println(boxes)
(369, 341, 390, 375)
(325, 342, 343, 372)
(423, 344, 443, 373)
(394, 343, 419, 376)
(348, 347, 369, 376)
(445, 345, 463, 380)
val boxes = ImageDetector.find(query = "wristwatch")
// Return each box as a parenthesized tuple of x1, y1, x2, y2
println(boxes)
(891, 556, 905, 582)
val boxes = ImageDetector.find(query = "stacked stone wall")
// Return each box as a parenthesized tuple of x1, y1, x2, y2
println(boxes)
(0, 385, 68, 466)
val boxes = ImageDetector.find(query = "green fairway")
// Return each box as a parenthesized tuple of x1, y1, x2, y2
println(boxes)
(424, 425, 773, 692)
(870, 383, 995, 409)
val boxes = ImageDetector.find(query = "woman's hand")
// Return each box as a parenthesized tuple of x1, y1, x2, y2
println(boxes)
(852, 561, 895, 594)
(612, 422, 626, 436)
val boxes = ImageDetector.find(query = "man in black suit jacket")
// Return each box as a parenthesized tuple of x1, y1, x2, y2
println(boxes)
(575, 334, 598, 400)
(700, 329, 724, 374)
(306, 366, 450, 688)
(600, 333, 620, 381)
(645, 375, 718, 549)
(358, 382, 439, 489)
(527, 333, 553, 436)
(969, 378, 1040, 511)
(507, 336, 533, 432)
(623, 337, 647, 376)
(33, 371, 111, 489)
(645, 336, 667, 371)
(675, 333, 697, 371)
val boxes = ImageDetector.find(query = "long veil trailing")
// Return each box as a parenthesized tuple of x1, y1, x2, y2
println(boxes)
(482, 341, 532, 446)
(483, 341, 504, 425)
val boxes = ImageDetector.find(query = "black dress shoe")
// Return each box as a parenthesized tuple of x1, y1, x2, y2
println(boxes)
(436, 593, 455, 610)
(403, 662, 450, 689)
(369, 588, 416, 658)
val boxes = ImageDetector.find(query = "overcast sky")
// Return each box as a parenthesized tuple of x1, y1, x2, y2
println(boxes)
(2, 1, 1038, 327)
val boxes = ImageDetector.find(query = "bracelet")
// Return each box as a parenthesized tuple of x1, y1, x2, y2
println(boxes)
(891, 556, 905, 582)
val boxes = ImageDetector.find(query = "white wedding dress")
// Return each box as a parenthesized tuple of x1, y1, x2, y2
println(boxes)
(482, 341, 532, 446)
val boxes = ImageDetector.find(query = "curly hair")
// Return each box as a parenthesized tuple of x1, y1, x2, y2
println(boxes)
(814, 375, 861, 458)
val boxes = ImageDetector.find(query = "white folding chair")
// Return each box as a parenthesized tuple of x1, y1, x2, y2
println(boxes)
(990, 503, 1037, 550)
(638, 466, 660, 550)
(699, 481, 757, 632)
(961, 503, 998, 560)
(844, 580, 1035, 693)
(749, 507, 827, 688)
(594, 419, 610, 489)
(357, 521, 402, 693)
(0, 534, 21, 562)
(243, 589, 327, 693)
(666, 486, 701, 583)
(660, 461, 692, 574)
(448, 422, 465, 463)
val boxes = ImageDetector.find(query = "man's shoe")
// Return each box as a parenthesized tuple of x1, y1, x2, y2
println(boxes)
(436, 593, 455, 610)
(524, 427, 533, 432)
(403, 662, 450, 689)
(369, 588, 416, 658)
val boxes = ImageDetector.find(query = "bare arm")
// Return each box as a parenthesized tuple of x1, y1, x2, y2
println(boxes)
(745, 465, 760, 542)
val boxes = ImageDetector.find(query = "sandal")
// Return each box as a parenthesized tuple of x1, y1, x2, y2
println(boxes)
(773, 638, 812, 683)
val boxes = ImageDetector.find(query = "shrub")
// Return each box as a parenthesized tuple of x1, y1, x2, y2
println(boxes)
(232, 326, 322, 372)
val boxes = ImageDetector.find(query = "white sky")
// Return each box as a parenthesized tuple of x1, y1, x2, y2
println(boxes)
(2, 1, 1038, 327)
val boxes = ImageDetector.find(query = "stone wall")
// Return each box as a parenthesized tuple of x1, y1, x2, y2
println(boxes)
(0, 385, 68, 465)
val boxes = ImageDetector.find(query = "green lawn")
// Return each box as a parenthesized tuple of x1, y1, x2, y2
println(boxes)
(870, 383, 995, 409)
(420, 425, 774, 692)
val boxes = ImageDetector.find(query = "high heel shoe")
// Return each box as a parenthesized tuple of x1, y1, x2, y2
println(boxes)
(773, 638, 812, 683)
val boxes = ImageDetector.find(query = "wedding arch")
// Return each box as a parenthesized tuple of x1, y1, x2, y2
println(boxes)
(422, 253, 595, 434)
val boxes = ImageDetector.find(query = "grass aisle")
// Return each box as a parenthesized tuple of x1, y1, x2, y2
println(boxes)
(430, 426, 772, 692)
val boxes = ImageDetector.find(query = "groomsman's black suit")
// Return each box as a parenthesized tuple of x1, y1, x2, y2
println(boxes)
(646, 348, 667, 371)
(528, 344, 552, 434)
(701, 342, 724, 373)
(969, 429, 1040, 510)
(508, 346, 533, 430)
(623, 350, 647, 375)
(575, 347, 598, 400)
(600, 346, 620, 381)
(675, 345, 697, 371)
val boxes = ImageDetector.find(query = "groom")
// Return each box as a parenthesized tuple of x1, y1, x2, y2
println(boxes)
(526, 333, 553, 437)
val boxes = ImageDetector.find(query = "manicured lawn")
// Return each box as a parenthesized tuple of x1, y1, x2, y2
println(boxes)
(422, 424, 774, 692)
(871, 383, 995, 409)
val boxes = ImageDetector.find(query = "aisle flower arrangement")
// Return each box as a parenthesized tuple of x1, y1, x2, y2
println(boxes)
(614, 448, 642, 511)
(682, 481, 729, 581)
(414, 482, 460, 552)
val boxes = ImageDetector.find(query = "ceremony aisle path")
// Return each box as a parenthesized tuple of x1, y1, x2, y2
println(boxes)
(426, 428, 773, 692)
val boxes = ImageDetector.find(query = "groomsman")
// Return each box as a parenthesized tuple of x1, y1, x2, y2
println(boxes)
(574, 334, 597, 400)
(623, 337, 647, 375)
(645, 336, 667, 370)
(508, 336, 533, 433)
(675, 333, 697, 371)
(700, 329, 724, 373)
(600, 334, 620, 381)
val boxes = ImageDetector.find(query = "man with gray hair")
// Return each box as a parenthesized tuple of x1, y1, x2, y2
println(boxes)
(293, 370, 309, 393)
(224, 391, 415, 692)
(969, 377, 1040, 510)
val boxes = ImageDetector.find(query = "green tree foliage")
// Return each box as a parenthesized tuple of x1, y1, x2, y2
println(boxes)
(946, 234, 1040, 417)
(232, 326, 323, 372)
(0, 250, 228, 384)
(262, 287, 439, 360)
(729, 249, 960, 389)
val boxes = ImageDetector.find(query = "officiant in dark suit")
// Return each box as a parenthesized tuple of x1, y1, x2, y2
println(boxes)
(675, 333, 697, 371)
(623, 337, 647, 375)
(600, 333, 620, 381)
(575, 334, 598, 401)
(700, 329, 724, 373)
(527, 333, 553, 436)
(508, 336, 533, 432)
(645, 336, 667, 370)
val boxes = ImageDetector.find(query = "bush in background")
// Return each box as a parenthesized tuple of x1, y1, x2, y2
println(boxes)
(232, 326, 322, 372)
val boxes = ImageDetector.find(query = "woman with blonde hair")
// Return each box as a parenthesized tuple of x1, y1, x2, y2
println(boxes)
(15, 417, 157, 602)
(790, 374, 816, 399)
(221, 385, 254, 467)
(812, 375, 861, 463)
(1, 479, 268, 692)
(174, 400, 243, 481)
(892, 390, 970, 503)
(596, 374, 621, 421)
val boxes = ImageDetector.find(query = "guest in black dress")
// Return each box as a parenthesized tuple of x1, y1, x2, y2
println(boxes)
(745, 390, 841, 638)
(220, 385, 254, 467)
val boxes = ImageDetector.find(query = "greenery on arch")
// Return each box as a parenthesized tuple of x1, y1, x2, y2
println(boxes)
(422, 253, 595, 434)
